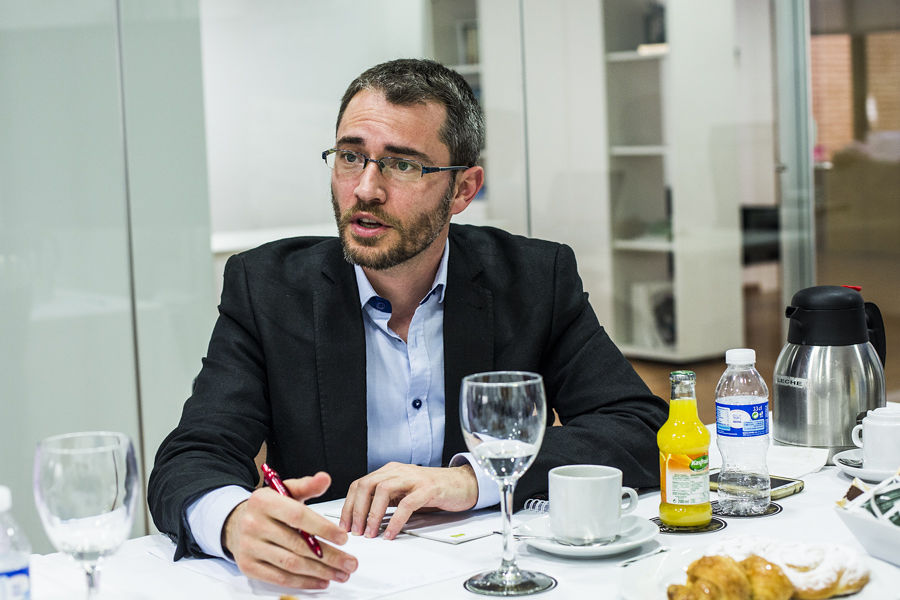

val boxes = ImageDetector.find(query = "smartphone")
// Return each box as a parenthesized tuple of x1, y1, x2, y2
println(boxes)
(708, 470, 805, 500)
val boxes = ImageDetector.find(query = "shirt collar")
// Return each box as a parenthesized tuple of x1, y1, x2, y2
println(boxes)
(354, 239, 449, 312)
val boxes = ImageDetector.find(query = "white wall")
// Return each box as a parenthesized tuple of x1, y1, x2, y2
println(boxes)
(200, 0, 430, 238)
(735, 0, 777, 208)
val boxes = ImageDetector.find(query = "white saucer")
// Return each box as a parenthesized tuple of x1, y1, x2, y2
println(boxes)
(517, 515, 658, 558)
(832, 449, 897, 483)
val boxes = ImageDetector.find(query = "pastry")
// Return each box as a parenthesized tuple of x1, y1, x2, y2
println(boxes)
(740, 555, 794, 600)
(705, 537, 870, 599)
(667, 554, 751, 600)
(667, 554, 793, 600)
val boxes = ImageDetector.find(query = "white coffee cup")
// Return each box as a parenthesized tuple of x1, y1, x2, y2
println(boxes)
(851, 412, 900, 472)
(869, 406, 900, 420)
(548, 464, 638, 545)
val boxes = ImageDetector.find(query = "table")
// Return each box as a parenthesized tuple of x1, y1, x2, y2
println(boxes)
(30, 467, 900, 599)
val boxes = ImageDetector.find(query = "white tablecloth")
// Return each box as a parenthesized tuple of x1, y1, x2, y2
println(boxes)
(30, 467, 900, 599)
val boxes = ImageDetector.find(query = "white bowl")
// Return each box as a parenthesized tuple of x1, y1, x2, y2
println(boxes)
(835, 507, 900, 567)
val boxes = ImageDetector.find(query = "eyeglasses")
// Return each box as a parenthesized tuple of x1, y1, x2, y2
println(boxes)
(322, 148, 468, 182)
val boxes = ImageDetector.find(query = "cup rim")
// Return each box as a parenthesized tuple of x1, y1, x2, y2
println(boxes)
(36, 431, 131, 453)
(462, 371, 542, 386)
(549, 464, 622, 478)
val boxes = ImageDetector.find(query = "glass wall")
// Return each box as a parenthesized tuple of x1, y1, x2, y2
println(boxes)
(0, 1, 215, 552)
(809, 0, 900, 403)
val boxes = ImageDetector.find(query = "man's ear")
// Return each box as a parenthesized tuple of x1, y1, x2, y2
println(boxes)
(450, 165, 485, 216)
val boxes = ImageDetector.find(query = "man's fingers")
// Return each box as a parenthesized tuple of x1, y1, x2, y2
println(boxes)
(382, 491, 427, 540)
(284, 471, 332, 501)
(345, 470, 390, 536)
(238, 546, 345, 590)
(259, 489, 349, 547)
(365, 480, 404, 538)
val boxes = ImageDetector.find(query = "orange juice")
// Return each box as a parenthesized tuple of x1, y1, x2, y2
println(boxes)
(658, 370, 712, 527)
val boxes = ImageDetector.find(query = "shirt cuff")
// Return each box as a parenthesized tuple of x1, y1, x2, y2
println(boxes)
(450, 452, 500, 509)
(185, 485, 252, 560)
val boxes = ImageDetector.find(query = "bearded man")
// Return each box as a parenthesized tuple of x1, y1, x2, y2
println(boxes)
(149, 58, 667, 590)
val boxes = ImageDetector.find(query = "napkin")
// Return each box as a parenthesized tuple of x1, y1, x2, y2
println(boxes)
(706, 421, 829, 479)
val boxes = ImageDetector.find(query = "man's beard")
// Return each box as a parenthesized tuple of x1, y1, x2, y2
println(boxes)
(331, 184, 453, 270)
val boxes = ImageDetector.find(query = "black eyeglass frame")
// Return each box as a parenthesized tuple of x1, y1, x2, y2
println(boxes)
(321, 148, 470, 178)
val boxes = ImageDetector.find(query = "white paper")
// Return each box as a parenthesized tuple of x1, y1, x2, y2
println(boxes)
(706, 421, 829, 479)
(324, 506, 502, 544)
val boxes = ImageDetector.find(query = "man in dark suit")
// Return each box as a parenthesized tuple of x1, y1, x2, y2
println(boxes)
(149, 58, 667, 590)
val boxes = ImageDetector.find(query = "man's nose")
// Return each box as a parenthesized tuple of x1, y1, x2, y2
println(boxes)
(353, 160, 387, 203)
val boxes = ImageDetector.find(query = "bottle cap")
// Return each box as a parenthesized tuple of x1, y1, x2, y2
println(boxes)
(0, 485, 10, 512)
(725, 348, 756, 365)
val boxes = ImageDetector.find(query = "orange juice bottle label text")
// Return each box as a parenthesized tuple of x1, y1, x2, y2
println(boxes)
(660, 452, 709, 505)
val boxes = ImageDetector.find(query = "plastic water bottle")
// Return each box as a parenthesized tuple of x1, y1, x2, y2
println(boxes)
(0, 485, 31, 600)
(714, 348, 770, 515)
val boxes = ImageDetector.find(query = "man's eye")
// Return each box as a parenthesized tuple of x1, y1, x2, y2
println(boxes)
(340, 152, 358, 164)
(395, 160, 412, 172)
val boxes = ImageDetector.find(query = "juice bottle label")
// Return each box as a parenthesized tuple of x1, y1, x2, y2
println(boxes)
(716, 400, 769, 437)
(660, 452, 709, 505)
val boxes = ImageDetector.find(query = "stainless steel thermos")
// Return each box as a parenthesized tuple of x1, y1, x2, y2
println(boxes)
(772, 285, 886, 452)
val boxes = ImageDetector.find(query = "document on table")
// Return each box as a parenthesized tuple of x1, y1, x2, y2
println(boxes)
(324, 506, 511, 544)
(145, 532, 481, 599)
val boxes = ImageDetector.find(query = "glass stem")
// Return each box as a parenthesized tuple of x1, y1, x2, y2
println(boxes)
(85, 563, 99, 599)
(498, 480, 518, 573)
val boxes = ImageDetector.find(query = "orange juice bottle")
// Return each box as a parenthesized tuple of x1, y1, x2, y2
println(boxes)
(658, 370, 712, 527)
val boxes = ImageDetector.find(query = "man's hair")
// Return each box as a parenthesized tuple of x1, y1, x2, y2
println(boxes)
(336, 58, 485, 167)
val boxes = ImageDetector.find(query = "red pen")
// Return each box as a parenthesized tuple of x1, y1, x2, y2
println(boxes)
(261, 463, 323, 558)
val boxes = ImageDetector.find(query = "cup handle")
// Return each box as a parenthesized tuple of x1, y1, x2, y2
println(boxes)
(851, 424, 864, 448)
(621, 487, 639, 515)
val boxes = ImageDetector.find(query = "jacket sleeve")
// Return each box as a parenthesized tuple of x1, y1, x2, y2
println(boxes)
(514, 244, 668, 507)
(147, 254, 270, 559)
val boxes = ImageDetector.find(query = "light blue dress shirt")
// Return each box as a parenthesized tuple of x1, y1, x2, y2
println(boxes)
(186, 241, 498, 559)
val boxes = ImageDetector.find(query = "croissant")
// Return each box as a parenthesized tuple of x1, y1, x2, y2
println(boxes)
(667, 554, 793, 600)
(705, 538, 870, 600)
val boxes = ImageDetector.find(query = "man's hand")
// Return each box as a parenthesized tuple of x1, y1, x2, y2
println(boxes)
(223, 472, 358, 590)
(339, 463, 478, 540)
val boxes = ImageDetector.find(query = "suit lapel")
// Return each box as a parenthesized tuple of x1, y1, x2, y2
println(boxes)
(442, 232, 494, 464)
(314, 247, 368, 492)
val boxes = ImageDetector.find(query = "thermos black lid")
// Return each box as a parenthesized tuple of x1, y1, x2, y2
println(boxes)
(785, 285, 873, 347)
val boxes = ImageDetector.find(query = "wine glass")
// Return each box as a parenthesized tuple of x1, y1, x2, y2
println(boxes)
(460, 371, 556, 596)
(33, 431, 139, 599)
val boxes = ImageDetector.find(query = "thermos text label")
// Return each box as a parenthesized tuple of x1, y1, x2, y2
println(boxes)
(775, 375, 807, 389)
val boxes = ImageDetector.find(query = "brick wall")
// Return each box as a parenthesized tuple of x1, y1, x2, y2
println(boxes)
(867, 31, 900, 132)
(810, 34, 853, 161)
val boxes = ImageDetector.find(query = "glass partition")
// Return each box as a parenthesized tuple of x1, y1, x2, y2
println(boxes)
(808, 0, 900, 403)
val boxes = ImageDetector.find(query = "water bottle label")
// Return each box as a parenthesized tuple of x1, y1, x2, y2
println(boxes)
(0, 566, 30, 600)
(716, 401, 769, 437)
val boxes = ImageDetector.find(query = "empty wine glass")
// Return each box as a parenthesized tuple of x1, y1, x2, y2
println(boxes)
(33, 431, 139, 599)
(460, 371, 556, 596)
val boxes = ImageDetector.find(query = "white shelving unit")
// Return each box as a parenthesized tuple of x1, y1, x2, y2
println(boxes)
(602, 0, 744, 362)
(430, 0, 489, 207)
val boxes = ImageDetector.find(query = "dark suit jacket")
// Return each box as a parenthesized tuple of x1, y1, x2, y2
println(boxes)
(149, 224, 667, 559)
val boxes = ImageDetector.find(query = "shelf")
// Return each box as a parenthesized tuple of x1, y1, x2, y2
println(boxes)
(450, 63, 480, 76)
(613, 237, 673, 252)
(606, 45, 668, 62)
(617, 343, 722, 363)
(610, 145, 667, 156)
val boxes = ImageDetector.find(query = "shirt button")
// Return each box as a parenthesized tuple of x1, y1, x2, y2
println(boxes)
(412, 398, 423, 409)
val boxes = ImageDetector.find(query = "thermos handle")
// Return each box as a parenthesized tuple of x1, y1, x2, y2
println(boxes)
(865, 302, 887, 367)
